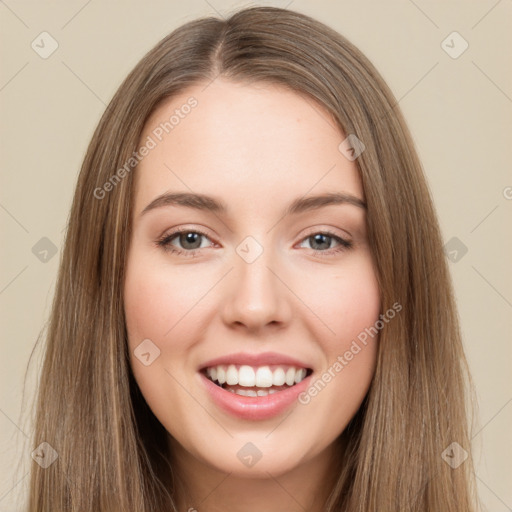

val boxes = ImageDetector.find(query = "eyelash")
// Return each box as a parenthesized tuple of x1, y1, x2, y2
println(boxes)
(155, 227, 353, 258)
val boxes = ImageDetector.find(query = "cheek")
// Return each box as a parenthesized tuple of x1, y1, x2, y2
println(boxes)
(304, 256, 381, 353)
(294, 258, 380, 439)
(123, 250, 209, 352)
(123, 251, 208, 430)
(122, 251, 207, 413)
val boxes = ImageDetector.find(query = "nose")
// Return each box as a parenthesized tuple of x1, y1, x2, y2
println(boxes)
(220, 244, 293, 333)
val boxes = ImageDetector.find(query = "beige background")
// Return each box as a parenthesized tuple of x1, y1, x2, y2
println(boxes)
(1, 1, 511, 510)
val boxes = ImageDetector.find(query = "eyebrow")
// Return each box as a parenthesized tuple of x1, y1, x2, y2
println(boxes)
(139, 191, 366, 218)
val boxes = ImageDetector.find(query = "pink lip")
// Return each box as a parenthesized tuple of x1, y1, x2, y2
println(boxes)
(199, 371, 313, 421)
(199, 351, 312, 371)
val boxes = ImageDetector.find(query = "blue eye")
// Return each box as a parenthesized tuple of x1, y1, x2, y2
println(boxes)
(156, 228, 352, 258)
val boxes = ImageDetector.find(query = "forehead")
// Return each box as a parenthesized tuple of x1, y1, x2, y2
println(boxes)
(134, 79, 363, 214)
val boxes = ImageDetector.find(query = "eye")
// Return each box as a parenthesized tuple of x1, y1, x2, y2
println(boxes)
(297, 230, 352, 256)
(155, 228, 213, 258)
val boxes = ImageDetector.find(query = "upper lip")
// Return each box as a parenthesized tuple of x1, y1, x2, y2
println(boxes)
(199, 352, 313, 371)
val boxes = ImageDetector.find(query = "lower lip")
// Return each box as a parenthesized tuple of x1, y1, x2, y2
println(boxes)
(200, 372, 312, 421)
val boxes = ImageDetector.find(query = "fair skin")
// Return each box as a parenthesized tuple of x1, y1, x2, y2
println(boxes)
(123, 78, 381, 511)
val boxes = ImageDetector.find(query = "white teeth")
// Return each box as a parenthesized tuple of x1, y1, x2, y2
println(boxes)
(285, 367, 295, 386)
(217, 366, 226, 384)
(239, 365, 256, 386)
(233, 388, 258, 397)
(255, 366, 273, 387)
(294, 368, 306, 384)
(272, 367, 286, 386)
(226, 365, 238, 385)
(205, 364, 309, 388)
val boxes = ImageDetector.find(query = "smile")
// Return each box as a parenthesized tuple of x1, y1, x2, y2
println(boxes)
(203, 364, 311, 396)
(198, 353, 314, 420)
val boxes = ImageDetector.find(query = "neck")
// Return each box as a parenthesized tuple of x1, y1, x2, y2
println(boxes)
(168, 435, 346, 512)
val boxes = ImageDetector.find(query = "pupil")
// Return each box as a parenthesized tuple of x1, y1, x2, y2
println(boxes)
(181, 232, 201, 249)
(312, 234, 330, 250)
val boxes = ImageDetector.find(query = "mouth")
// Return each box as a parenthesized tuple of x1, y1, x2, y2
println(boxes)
(201, 364, 313, 397)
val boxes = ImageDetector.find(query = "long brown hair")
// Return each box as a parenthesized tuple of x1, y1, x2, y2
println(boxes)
(25, 6, 479, 511)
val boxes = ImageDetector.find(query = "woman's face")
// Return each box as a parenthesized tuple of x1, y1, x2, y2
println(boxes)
(124, 79, 380, 478)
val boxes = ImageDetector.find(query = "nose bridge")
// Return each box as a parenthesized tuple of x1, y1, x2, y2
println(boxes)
(222, 234, 290, 329)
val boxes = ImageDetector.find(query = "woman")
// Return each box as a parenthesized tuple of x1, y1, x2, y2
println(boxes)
(28, 6, 479, 511)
